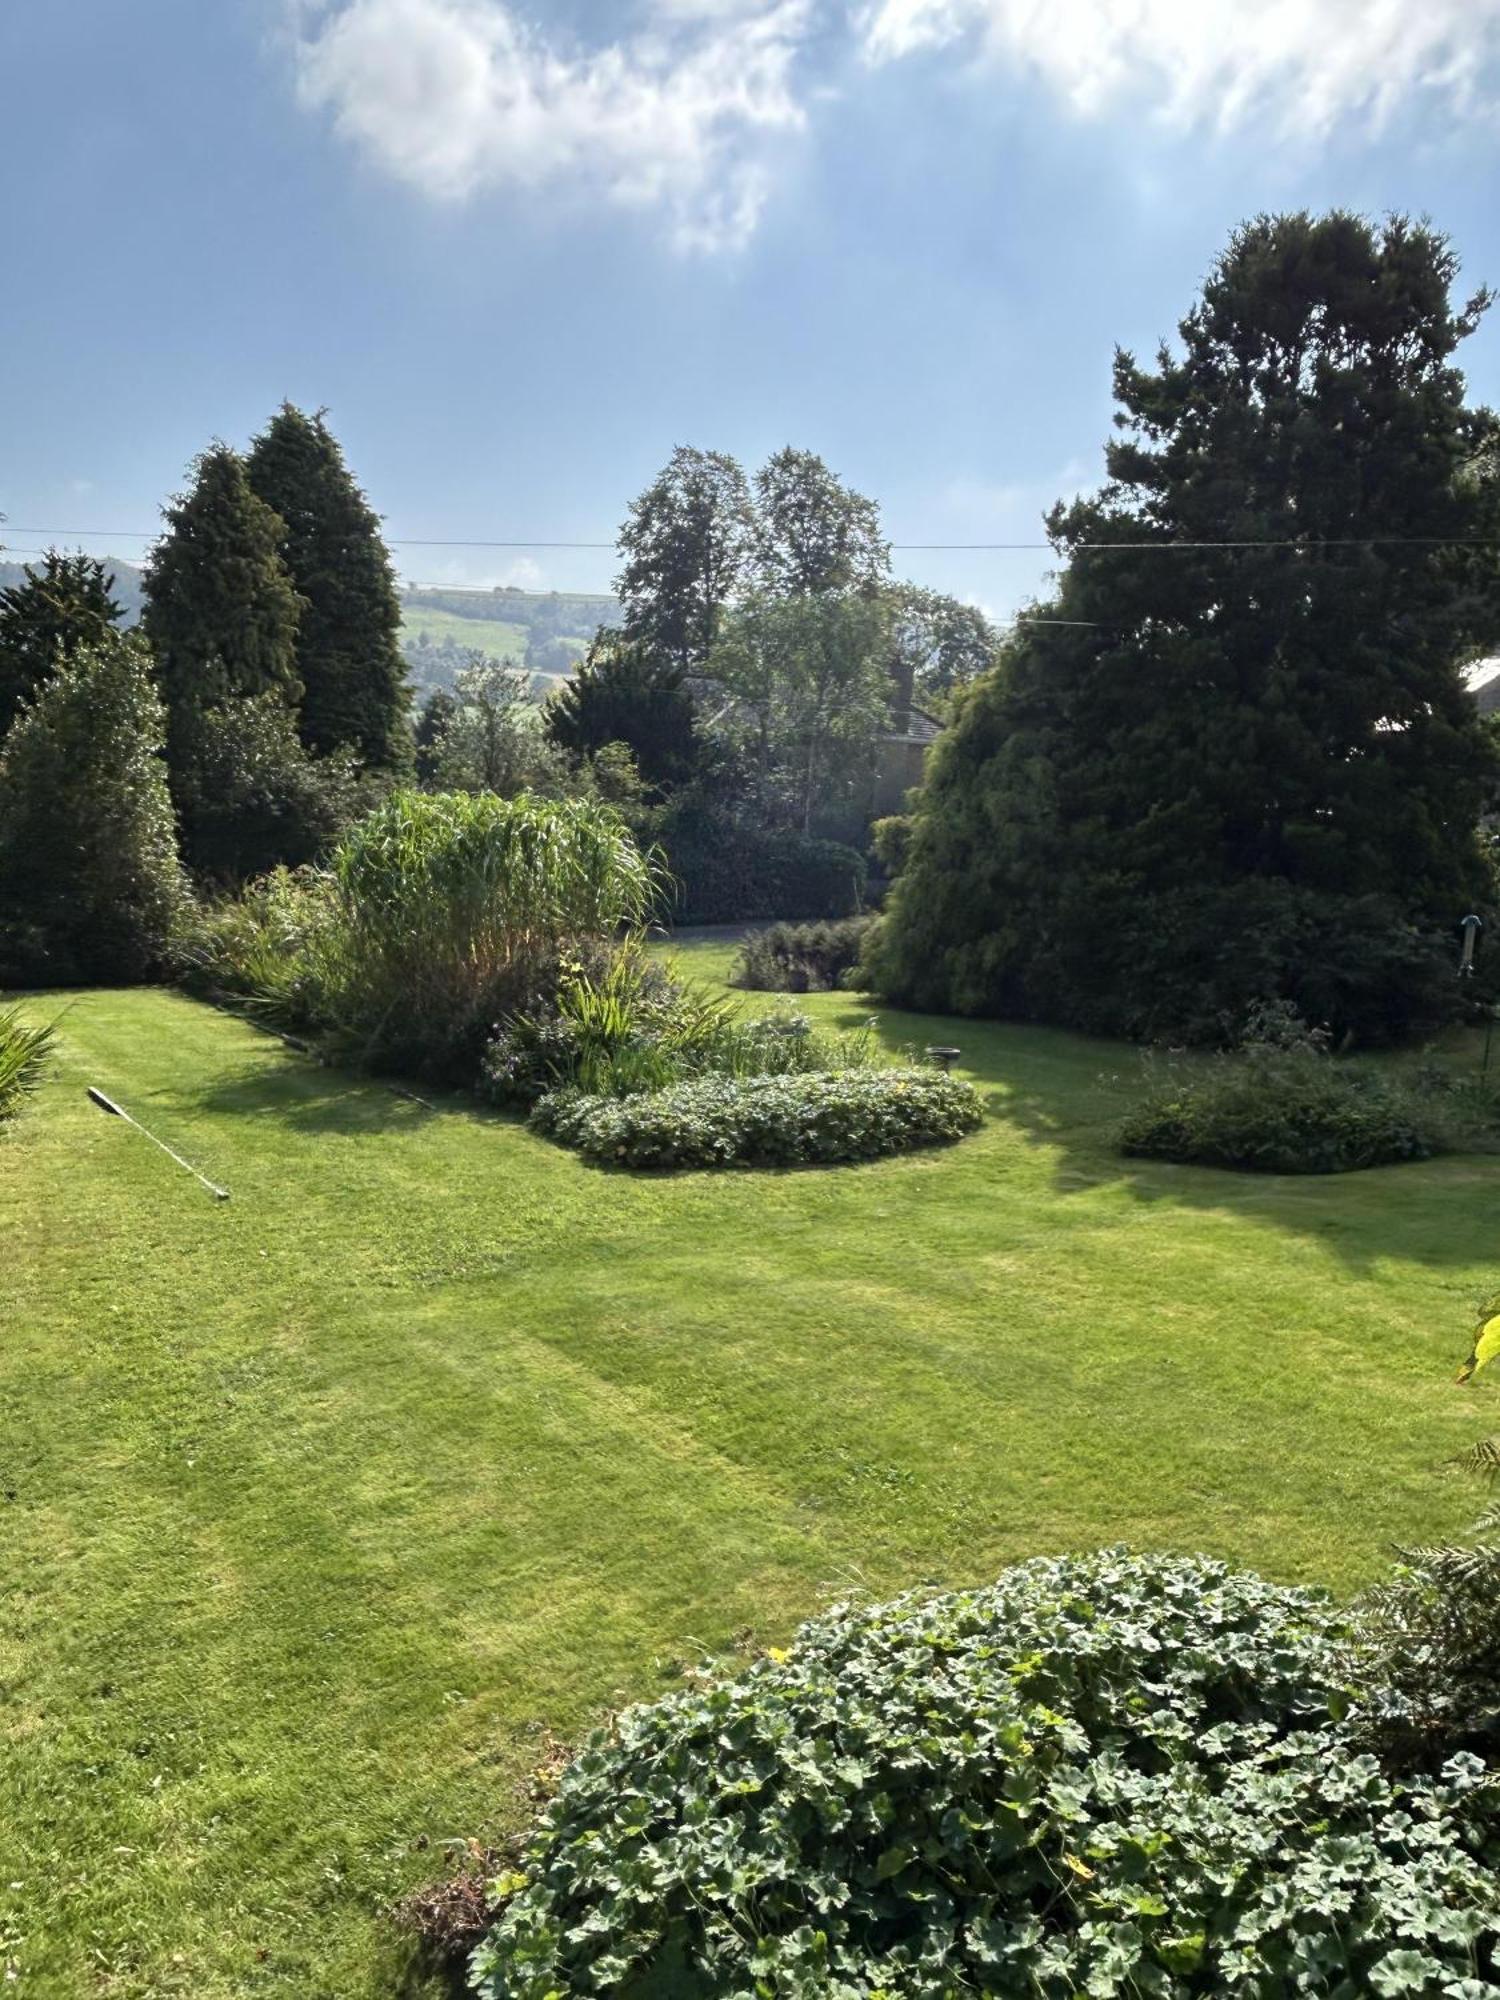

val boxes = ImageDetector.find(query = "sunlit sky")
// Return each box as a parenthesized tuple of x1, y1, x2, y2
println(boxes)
(9, 1, 1500, 621)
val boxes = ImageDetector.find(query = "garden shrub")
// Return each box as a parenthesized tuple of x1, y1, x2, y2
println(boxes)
(0, 1005, 56, 1121)
(732, 916, 875, 993)
(1114, 1029, 1492, 1173)
(0, 634, 185, 988)
(529, 1066, 982, 1169)
(657, 802, 867, 925)
(470, 1550, 1500, 1998)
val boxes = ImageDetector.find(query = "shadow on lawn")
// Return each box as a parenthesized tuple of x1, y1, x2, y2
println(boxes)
(142, 1051, 490, 1137)
(834, 997, 1498, 1276)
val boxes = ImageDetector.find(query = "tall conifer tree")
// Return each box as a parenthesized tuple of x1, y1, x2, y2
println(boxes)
(0, 552, 124, 742)
(246, 404, 409, 770)
(143, 443, 303, 739)
(873, 213, 1500, 1042)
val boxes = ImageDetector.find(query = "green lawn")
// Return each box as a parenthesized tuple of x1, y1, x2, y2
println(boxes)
(3, 951, 1497, 1996)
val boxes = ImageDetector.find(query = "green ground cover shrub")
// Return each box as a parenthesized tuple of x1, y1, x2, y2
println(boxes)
(470, 1549, 1500, 1998)
(732, 916, 875, 992)
(1118, 1019, 1500, 1174)
(529, 1066, 982, 1169)
(0, 1004, 55, 1121)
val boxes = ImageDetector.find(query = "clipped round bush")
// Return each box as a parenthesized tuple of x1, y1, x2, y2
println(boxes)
(530, 1067, 982, 1170)
(472, 1553, 1499, 1998)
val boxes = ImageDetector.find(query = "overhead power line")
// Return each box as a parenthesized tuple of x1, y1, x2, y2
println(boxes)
(7, 527, 1500, 554)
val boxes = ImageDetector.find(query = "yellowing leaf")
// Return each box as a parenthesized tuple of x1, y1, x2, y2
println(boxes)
(1062, 1853, 1096, 1880)
(1457, 1309, 1500, 1384)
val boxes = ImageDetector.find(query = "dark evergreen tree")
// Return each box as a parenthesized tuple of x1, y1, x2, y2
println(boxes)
(0, 633, 184, 985)
(170, 694, 368, 884)
(143, 443, 303, 736)
(546, 630, 701, 789)
(0, 551, 125, 743)
(754, 448, 890, 599)
(872, 213, 1500, 1044)
(246, 404, 410, 769)
(616, 446, 755, 673)
(415, 685, 458, 785)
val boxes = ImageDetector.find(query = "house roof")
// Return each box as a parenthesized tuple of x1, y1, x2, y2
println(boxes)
(884, 703, 945, 744)
(1467, 658, 1500, 714)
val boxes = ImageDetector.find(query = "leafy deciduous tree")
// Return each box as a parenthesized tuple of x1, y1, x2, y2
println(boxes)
(884, 583, 998, 713)
(754, 447, 890, 599)
(709, 592, 892, 834)
(616, 446, 755, 673)
(430, 653, 566, 796)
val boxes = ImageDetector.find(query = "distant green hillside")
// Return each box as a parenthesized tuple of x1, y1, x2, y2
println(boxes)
(400, 607, 531, 661)
(400, 584, 620, 695)
(0, 553, 618, 700)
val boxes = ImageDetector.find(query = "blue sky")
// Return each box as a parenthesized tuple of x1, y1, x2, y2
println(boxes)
(8, 0, 1500, 621)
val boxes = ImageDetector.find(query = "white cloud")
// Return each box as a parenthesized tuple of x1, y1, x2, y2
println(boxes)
(293, 0, 811, 251)
(858, 0, 1500, 138)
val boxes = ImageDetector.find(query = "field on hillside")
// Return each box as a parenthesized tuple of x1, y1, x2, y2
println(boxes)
(3, 948, 1498, 1995)
(398, 607, 531, 661)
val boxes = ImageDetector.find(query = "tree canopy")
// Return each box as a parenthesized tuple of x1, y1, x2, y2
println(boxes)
(0, 634, 184, 986)
(142, 443, 304, 738)
(709, 591, 893, 835)
(246, 404, 409, 770)
(754, 447, 890, 599)
(872, 212, 1500, 1042)
(546, 629, 700, 789)
(615, 445, 755, 674)
(0, 552, 125, 744)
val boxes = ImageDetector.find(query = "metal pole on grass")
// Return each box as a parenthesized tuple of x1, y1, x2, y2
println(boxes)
(86, 1087, 231, 1202)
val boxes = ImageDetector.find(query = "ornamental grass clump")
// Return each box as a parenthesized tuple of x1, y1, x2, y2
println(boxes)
(310, 791, 660, 1074)
(181, 791, 664, 1081)
(471, 1551, 1500, 1999)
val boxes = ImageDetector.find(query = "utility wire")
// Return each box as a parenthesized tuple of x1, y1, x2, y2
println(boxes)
(8, 528, 1500, 554)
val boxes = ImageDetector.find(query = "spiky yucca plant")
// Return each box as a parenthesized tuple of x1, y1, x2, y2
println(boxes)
(0, 1005, 57, 1121)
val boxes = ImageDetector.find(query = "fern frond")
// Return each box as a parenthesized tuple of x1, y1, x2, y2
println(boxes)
(1450, 1435, 1500, 1483)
